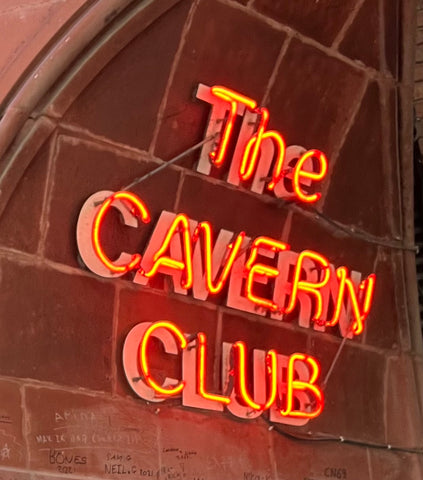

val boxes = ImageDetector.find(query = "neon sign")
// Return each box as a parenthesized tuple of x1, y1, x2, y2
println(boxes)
(75, 84, 376, 425)
(122, 321, 323, 425)
(196, 84, 328, 203)
(77, 190, 376, 338)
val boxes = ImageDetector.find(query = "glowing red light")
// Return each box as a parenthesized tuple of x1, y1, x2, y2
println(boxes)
(233, 341, 277, 411)
(327, 268, 376, 335)
(143, 213, 193, 289)
(285, 250, 330, 323)
(193, 222, 246, 295)
(139, 321, 187, 396)
(92, 191, 150, 273)
(280, 353, 323, 419)
(197, 332, 230, 404)
(292, 149, 328, 203)
(245, 237, 290, 312)
(209, 86, 257, 167)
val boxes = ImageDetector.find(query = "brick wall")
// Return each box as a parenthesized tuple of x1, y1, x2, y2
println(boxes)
(0, 0, 422, 479)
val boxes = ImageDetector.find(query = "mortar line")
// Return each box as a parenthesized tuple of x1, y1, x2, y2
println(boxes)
(20, 384, 30, 470)
(378, 0, 388, 74)
(261, 35, 292, 106)
(331, 0, 366, 49)
(217, 0, 396, 85)
(37, 131, 59, 257)
(320, 76, 369, 206)
(149, 0, 201, 155)
(173, 169, 185, 212)
(378, 81, 397, 236)
(382, 355, 390, 444)
(111, 283, 122, 396)
(366, 448, 374, 480)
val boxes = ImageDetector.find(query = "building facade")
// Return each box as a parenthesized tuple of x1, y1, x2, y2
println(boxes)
(0, 1, 422, 479)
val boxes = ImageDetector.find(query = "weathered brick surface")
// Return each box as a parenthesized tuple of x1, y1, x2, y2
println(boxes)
(177, 174, 288, 239)
(0, 472, 30, 480)
(156, 407, 272, 480)
(266, 39, 366, 157)
(0, 258, 114, 391)
(0, 380, 26, 469)
(252, 0, 358, 46)
(0, 0, 420, 479)
(64, 1, 191, 151)
(272, 433, 371, 480)
(324, 82, 392, 237)
(369, 449, 423, 480)
(384, 0, 400, 76)
(25, 386, 159, 478)
(364, 251, 400, 350)
(338, 0, 380, 70)
(221, 312, 308, 357)
(0, 136, 50, 254)
(43, 134, 181, 269)
(117, 288, 218, 396)
(288, 211, 378, 275)
(385, 355, 423, 447)
(154, 0, 286, 164)
(308, 336, 386, 442)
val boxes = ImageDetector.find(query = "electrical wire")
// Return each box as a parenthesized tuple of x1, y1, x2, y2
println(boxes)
(117, 134, 417, 253)
(265, 420, 423, 454)
(114, 130, 422, 455)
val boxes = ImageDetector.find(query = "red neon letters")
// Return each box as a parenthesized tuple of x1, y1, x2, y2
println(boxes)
(193, 222, 245, 295)
(244, 237, 289, 312)
(78, 191, 376, 338)
(142, 213, 193, 289)
(123, 321, 324, 423)
(326, 268, 376, 335)
(197, 84, 328, 203)
(197, 332, 230, 405)
(209, 86, 257, 166)
(92, 191, 150, 273)
(139, 321, 187, 396)
(232, 341, 278, 411)
(280, 353, 323, 419)
(285, 251, 331, 324)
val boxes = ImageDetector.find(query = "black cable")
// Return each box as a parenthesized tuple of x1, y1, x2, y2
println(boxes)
(266, 421, 423, 455)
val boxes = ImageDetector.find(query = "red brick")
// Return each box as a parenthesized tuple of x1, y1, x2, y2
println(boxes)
(253, 0, 358, 46)
(0, 380, 26, 469)
(25, 387, 159, 477)
(178, 174, 288, 239)
(156, 407, 272, 480)
(44, 135, 181, 268)
(63, 1, 191, 150)
(266, 39, 366, 156)
(384, 0, 399, 77)
(0, 258, 114, 391)
(0, 472, 30, 480)
(385, 355, 423, 447)
(272, 431, 371, 480)
(117, 288, 219, 396)
(364, 252, 399, 350)
(221, 312, 308, 356)
(324, 82, 392, 237)
(339, 0, 380, 70)
(386, 86, 401, 238)
(288, 210, 378, 274)
(0, 136, 50, 254)
(369, 449, 423, 479)
(307, 336, 386, 442)
(154, 0, 285, 164)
